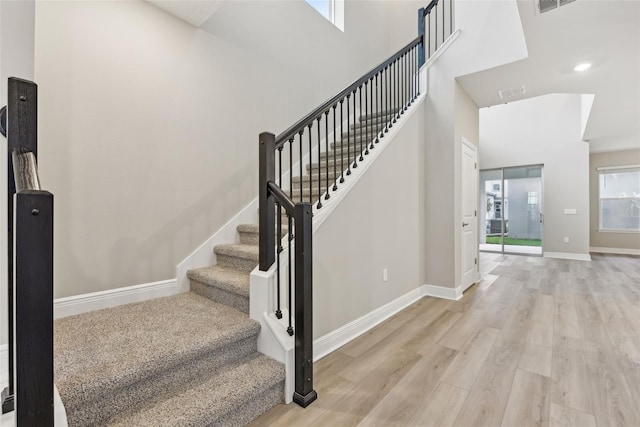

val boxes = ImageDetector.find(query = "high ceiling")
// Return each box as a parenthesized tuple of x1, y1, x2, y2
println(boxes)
(457, 0, 640, 153)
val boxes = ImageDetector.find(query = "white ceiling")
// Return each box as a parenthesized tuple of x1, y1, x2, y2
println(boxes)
(457, 0, 640, 153)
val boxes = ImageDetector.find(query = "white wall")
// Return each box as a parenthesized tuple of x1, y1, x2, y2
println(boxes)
(423, 0, 527, 289)
(0, 0, 36, 346)
(480, 94, 590, 256)
(34, 0, 404, 298)
(313, 101, 426, 338)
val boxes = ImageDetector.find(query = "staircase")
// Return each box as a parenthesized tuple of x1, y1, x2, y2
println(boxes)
(53, 110, 399, 427)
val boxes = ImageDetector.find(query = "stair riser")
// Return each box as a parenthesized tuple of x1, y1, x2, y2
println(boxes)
(292, 172, 342, 184)
(212, 380, 284, 426)
(360, 109, 400, 121)
(238, 228, 287, 246)
(62, 335, 258, 427)
(216, 253, 258, 273)
(191, 279, 249, 314)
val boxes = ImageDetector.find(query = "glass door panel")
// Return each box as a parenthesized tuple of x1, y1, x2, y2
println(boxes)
(479, 169, 504, 253)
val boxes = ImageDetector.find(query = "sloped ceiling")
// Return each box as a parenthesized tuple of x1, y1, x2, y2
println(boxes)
(145, 0, 222, 27)
(457, 0, 640, 153)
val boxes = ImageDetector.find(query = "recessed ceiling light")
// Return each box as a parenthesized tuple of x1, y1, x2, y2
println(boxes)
(574, 63, 591, 72)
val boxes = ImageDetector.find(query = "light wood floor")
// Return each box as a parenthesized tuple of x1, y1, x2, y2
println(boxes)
(249, 252, 640, 427)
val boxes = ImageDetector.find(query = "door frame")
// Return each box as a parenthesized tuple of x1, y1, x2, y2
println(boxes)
(460, 137, 479, 289)
(479, 164, 545, 256)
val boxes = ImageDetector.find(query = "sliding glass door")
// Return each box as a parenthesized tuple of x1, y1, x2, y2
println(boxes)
(479, 165, 544, 255)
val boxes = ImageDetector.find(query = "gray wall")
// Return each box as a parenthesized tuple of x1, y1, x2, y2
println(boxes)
(35, 0, 402, 298)
(313, 102, 426, 338)
(422, 0, 527, 289)
(589, 149, 640, 250)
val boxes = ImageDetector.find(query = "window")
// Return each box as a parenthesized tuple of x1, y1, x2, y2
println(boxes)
(305, 0, 344, 31)
(527, 192, 538, 205)
(598, 166, 640, 232)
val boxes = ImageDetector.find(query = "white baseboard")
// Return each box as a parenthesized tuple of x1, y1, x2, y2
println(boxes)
(422, 283, 463, 300)
(543, 252, 592, 261)
(54, 279, 179, 319)
(590, 246, 640, 256)
(313, 286, 426, 361)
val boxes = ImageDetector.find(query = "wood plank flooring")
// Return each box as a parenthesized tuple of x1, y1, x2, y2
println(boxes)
(250, 252, 640, 427)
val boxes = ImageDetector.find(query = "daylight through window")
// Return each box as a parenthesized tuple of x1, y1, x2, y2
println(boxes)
(598, 166, 640, 232)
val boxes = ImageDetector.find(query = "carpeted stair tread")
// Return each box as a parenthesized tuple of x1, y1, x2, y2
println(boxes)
(105, 354, 284, 427)
(188, 265, 250, 298)
(54, 293, 260, 410)
(214, 243, 259, 262)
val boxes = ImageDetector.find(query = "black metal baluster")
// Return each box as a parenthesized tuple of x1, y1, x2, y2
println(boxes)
(442, 0, 445, 44)
(276, 147, 283, 319)
(287, 213, 293, 336)
(352, 90, 358, 169)
(332, 106, 338, 191)
(276, 201, 283, 319)
(358, 86, 364, 160)
(307, 124, 312, 204)
(450, 0, 453, 38)
(364, 82, 369, 154)
(324, 111, 330, 200)
(401, 54, 406, 114)
(346, 94, 352, 175)
(340, 100, 346, 182)
(393, 60, 398, 123)
(369, 78, 374, 149)
(416, 46, 420, 98)
(375, 74, 380, 143)
(298, 131, 304, 203)
(289, 139, 293, 200)
(435, 2, 438, 50)
(428, 15, 431, 59)
(316, 117, 322, 209)
(386, 65, 391, 131)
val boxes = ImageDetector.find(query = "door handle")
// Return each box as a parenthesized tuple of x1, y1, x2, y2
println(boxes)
(462, 222, 469, 227)
(539, 213, 544, 224)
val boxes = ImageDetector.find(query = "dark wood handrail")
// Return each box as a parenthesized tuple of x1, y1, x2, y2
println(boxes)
(267, 181, 295, 214)
(274, 35, 423, 148)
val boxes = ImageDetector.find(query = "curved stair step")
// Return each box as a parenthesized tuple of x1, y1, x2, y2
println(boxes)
(54, 293, 261, 427)
(106, 354, 284, 427)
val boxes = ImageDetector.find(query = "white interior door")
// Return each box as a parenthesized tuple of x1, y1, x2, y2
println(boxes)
(461, 139, 478, 290)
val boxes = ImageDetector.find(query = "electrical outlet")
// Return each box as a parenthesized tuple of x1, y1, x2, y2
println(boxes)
(383, 269, 388, 282)
(564, 237, 569, 243)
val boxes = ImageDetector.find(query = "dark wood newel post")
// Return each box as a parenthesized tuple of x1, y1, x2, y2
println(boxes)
(259, 132, 276, 271)
(2, 77, 38, 415)
(15, 190, 54, 426)
(293, 202, 317, 407)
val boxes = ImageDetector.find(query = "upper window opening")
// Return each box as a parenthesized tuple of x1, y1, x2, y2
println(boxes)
(305, 0, 344, 32)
